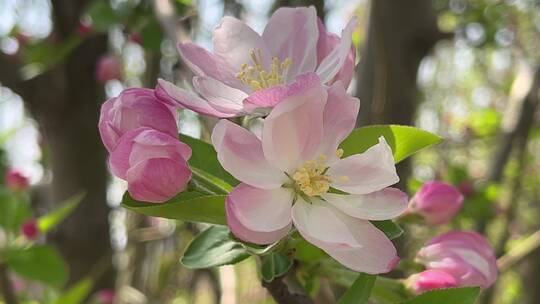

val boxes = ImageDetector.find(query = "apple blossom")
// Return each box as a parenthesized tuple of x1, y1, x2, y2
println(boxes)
(21, 219, 39, 240)
(96, 54, 122, 83)
(109, 127, 192, 203)
(416, 231, 498, 288)
(4, 168, 30, 192)
(212, 75, 407, 274)
(99, 88, 178, 152)
(156, 7, 356, 118)
(406, 269, 459, 294)
(409, 181, 464, 225)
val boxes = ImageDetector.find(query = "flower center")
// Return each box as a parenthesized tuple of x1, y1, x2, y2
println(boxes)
(236, 48, 291, 91)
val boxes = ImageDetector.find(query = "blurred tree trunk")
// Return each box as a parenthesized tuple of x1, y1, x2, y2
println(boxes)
(0, 0, 114, 291)
(355, 0, 449, 189)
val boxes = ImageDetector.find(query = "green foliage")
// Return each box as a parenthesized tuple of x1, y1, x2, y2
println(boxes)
(122, 191, 226, 225)
(6, 245, 68, 286)
(0, 189, 31, 231)
(260, 252, 293, 282)
(294, 240, 326, 263)
(337, 273, 376, 304)
(181, 226, 249, 269)
(84, 1, 119, 32)
(38, 192, 84, 233)
(372, 220, 404, 240)
(400, 287, 480, 304)
(53, 278, 94, 304)
(340, 125, 443, 163)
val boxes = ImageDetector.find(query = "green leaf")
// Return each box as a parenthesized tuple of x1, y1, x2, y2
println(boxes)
(372, 220, 404, 240)
(38, 192, 84, 233)
(340, 125, 443, 163)
(180, 134, 239, 187)
(6, 245, 68, 286)
(84, 1, 119, 31)
(400, 287, 481, 304)
(53, 277, 94, 304)
(0, 189, 31, 231)
(260, 252, 293, 282)
(122, 191, 226, 225)
(181, 226, 249, 269)
(337, 273, 376, 304)
(294, 239, 326, 263)
(138, 17, 164, 52)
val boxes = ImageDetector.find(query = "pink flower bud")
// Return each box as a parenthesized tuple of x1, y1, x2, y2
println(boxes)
(97, 289, 115, 304)
(96, 55, 122, 83)
(458, 180, 475, 197)
(407, 270, 459, 294)
(109, 128, 192, 203)
(76, 21, 93, 36)
(5, 169, 30, 192)
(416, 231, 498, 289)
(128, 32, 143, 45)
(409, 181, 464, 225)
(21, 219, 39, 240)
(99, 88, 178, 152)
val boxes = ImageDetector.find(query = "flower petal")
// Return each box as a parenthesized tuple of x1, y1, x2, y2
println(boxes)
(156, 79, 237, 118)
(127, 158, 191, 203)
(291, 199, 399, 274)
(318, 81, 360, 161)
(193, 76, 247, 115)
(322, 188, 408, 221)
(213, 16, 271, 75)
(315, 18, 357, 84)
(177, 42, 241, 89)
(262, 82, 327, 173)
(329, 137, 399, 194)
(262, 7, 318, 81)
(212, 120, 287, 189)
(226, 183, 293, 244)
(109, 127, 149, 179)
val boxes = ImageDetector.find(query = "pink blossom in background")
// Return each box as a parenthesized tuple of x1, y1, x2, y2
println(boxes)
(407, 269, 459, 294)
(21, 219, 39, 240)
(156, 7, 356, 118)
(5, 168, 30, 192)
(409, 181, 464, 225)
(212, 77, 407, 274)
(416, 231, 498, 289)
(97, 289, 115, 304)
(108, 127, 192, 203)
(96, 55, 122, 83)
(129, 32, 143, 44)
(99, 88, 178, 152)
(76, 21, 93, 36)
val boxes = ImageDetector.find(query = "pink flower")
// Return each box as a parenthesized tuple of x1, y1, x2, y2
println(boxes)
(5, 169, 30, 192)
(96, 55, 122, 83)
(212, 77, 407, 274)
(407, 269, 459, 294)
(409, 181, 464, 225)
(156, 7, 356, 118)
(96, 289, 115, 304)
(109, 127, 192, 203)
(416, 231, 498, 289)
(21, 219, 39, 240)
(99, 88, 178, 152)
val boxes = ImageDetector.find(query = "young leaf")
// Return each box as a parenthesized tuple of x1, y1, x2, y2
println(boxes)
(337, 273, 376, 304)
(38, 192, 84, 233)
(260, 252, 293, 282)
(400, 287, 481, 304)
(372, 220, 404, 240)
(53, 277, 94, 304)
(122, 191, 226, 225)
(182, 226, 249, 269)
(340, 125, 443, 163)
(6, 245, 68, 286)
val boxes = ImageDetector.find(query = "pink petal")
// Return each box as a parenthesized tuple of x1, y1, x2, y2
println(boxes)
(226, 183, 293, 245)
(156, 79, 237, 118)
(262, 7, 318, 81)
(328, 137, 399, 194)
(291, 199, 399, 274)
(99, 97, 120, 151)
(212, 120, 287, 189)
(192, 76, 247, 115)
(177, 42, 241, 89)
(316, 18, 356, 88)
(409, 181, 464, 225)
(127, 158, 191, 203)
(129, 129, 192, 165)
(261, 82, 327, 173)
(213, 16, 271, 76)
(109, 128, 148, 179)
(315, 18, 357, 84)
(317, 81, 360, 161)
(322, 188, 408, 221)
(409, 270, 459, 294)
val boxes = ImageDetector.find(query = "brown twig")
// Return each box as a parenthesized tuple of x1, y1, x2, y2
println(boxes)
(0, 264, 18, 304)
(262, 276, 313, 304)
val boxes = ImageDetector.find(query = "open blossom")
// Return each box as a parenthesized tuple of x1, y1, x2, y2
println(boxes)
(99, 88, 178, 152)
(212, 75, 407, 274)
(109, 127, 192, 203)
(156, 7, 356, 118)
(409, 181, 464, 225)
(4, 168, 30, 192)
(406, 269, 459, 294)
(416, 231, 498, 289)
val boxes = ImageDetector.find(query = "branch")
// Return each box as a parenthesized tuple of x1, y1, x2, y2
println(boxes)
(262, 276, 313, 304)
(498, 228, 540, 272)
(0, 264, 18, 304)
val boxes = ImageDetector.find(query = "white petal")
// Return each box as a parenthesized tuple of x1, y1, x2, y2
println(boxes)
(193, 76, 247, 114)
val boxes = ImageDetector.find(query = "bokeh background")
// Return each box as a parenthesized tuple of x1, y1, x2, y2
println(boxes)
(0, 0, 539, 303)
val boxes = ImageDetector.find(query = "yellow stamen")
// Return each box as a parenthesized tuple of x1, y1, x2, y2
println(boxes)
(236, 48, 291, 91)
(292, 157, 331, 197)
(336, 148, 344, 158)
